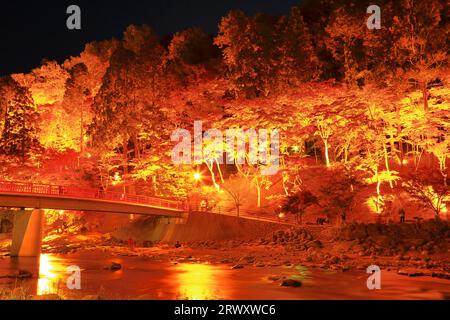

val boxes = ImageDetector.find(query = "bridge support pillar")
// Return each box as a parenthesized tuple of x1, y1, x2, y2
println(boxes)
(11, 209, 44, 257)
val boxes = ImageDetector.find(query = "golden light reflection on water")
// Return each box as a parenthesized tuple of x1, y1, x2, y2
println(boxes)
(38, 254, 63, 296)
(174, 264, 230, 300)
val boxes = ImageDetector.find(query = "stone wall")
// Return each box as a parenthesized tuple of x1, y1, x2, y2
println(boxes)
(112, 211, 289, 243)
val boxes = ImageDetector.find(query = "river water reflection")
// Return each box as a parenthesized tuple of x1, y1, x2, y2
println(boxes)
(0, 252, 448, 300)
(173, 263, 231, 300)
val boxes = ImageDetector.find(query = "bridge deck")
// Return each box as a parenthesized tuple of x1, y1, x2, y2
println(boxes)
(0, 181, 185, 216)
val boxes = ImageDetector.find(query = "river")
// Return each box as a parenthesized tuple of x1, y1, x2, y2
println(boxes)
(0, 252, 448, 300)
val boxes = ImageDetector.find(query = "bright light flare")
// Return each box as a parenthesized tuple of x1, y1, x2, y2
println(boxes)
(38, 254, 61, 296)
(174, 263, 227, 300)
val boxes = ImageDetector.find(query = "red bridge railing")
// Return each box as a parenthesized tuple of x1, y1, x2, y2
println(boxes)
(0, 181, 185, 211)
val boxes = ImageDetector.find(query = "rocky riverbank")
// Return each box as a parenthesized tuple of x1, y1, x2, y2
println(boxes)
(38, 221, 450, 280)
(1, 220, 449, 288)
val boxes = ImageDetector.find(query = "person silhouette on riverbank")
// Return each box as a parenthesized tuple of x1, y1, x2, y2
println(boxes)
(99, 186, 105, 199)
(399, 208, 406, 223)
(128, 238, 135, 250)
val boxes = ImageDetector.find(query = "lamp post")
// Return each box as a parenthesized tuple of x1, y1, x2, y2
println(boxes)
(187, 171, 202, 212)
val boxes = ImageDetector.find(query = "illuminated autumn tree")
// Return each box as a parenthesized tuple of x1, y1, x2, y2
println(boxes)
(91, 45, 137, 151)
(92, 148, 122, 191)
(91, 25, 172, 193)
(320, 167, 359, 225)
(363, 0, 448, 111)
(219, 101, 282, 208)
(276, 6, 320, 85)
(404, 170, 449, 219)
(215, 11, 280, 97)
(216, 8, 320, 97)
(429, 141, 450, 186)
(12, 60, 68, 106)
(325, 5, 366, 86)
(390, 0, 448, 113)
(0, 77, 40, 159)
(220, 175, 250, 217)
(36, 40, 117, 153)
(313, 115, 334, 168)
(282, 189, 319, 224)
(64, 39, 119, 97)
(62, 63, 92, 155)
(398, 79, 450, 177)
(168, 28, 220, 65)
(0, 0, 447, 215)
(352, 99, 401, 214)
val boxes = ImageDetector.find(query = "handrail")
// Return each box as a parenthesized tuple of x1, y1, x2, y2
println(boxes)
(0, 180, 186, 211)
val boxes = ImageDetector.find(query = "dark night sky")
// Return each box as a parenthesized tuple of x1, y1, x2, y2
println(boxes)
(0, 0, 301, 76)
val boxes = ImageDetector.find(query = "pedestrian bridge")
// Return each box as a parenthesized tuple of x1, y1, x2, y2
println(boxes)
(0, 181, 186, 257)
(0, 180, 185, 216)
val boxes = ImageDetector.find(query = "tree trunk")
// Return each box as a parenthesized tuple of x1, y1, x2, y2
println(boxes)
(21, 115, 25, 160)
(80, 101, 84, 154)
(441, 165, 447, 186)
(389, 134, 397, 163)
(1, 104, 7, 134)
(206, 161, 219, 189)
(422, 83, 429, 113)
(324, 139, 330, 168)
(396, 106, 403, 162)
(256, 180, 261, 208)
(282, 174, 289, 196)
(133, 134, 140, 159)
(152, 176, 157, 195)
(215, 158, 225, 183)
(296, 212, 303, 225)
(344, 146, 349, 164)
(313, 141, 318, 164)
(375, 168, 381, 214)
(383, 143, 393, 188)
(123, 137, 129, 193)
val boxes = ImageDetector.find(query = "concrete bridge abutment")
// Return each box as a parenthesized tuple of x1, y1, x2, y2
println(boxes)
(11, 209, 44, 257)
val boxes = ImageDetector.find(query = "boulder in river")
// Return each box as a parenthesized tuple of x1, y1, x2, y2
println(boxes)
(281, 279, 302, 288)
(0, 270, 33, 280)
(15, 270, 33, 279)
(104, 262, 122, 271)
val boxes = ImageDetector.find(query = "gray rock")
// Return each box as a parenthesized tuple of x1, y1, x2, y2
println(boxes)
(281, 279, 302, 287)
(17, 270, 33, 279)
(105, 262, 122, 271)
